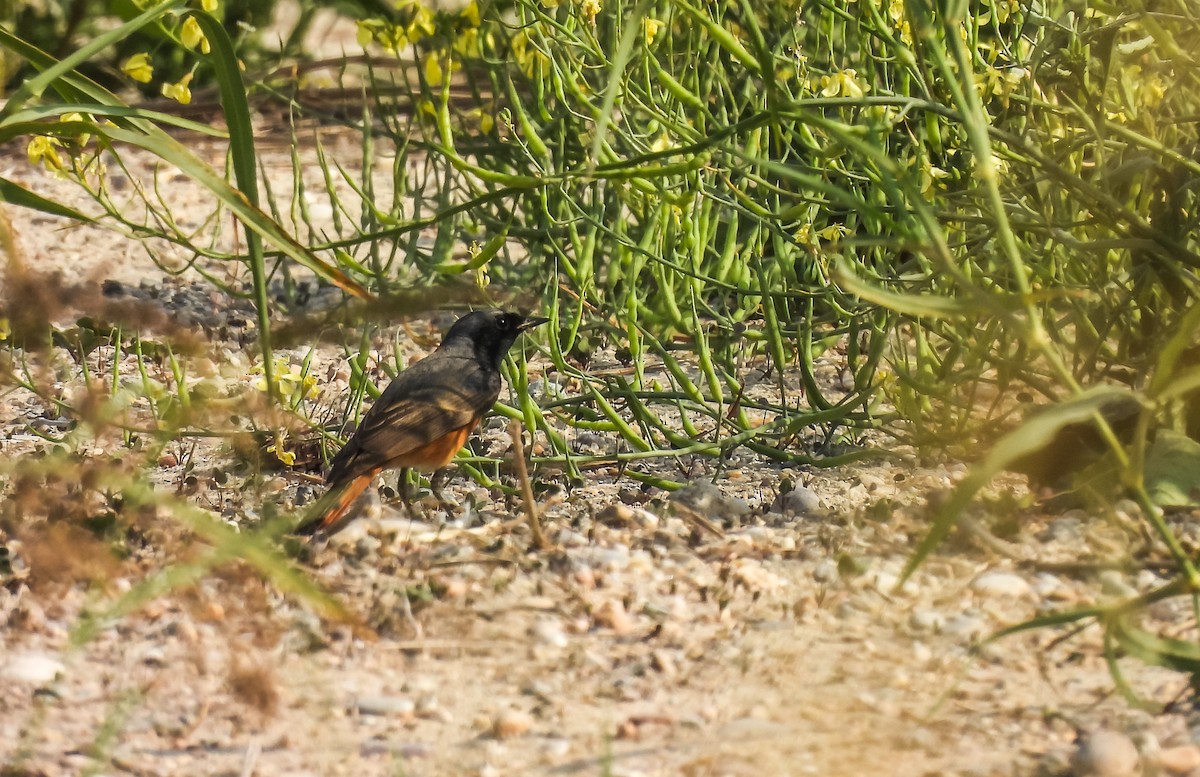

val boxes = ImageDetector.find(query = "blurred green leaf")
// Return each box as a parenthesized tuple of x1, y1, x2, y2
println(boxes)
(1145, 430, 1200, 508)
(900, 386, 1138, 584)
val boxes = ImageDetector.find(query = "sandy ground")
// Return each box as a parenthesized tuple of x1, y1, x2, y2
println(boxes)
(2, 129, 1199, 777)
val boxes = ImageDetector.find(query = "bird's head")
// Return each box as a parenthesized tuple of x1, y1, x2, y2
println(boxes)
(442, 309, 549, 369)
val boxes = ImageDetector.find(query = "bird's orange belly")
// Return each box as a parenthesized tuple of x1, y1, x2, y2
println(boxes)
(389, 423, 475, 470)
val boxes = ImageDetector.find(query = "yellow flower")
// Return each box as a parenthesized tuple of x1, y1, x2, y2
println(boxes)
(819, 68, 866, 98)
(466, 108, 494, 134)
(399, 0, 435, 43)
(60, 112, 94, 148)
(919, 162, 949, 196)
(581, 0, 601, 23)
(181, 17, 210, 54)
(453, 27, 480, 57)
(122, 52, 154, 83)
(461, 0, 481, 26)
(356, 20, 376, 48)
(425, 53, 443, 84)
(1139, 73, 1166, 110)
(643, 17, 662, 44)
(27, 136, 64, 171)
(384, 26, 410, 53)
(0, 318, 9, 341)
(512, 30, 550, 78)
(816, 224, 849, 244)
(162, 73, 195, 104)
(201, 0, 218, 11)
(266, 441, 296, 467)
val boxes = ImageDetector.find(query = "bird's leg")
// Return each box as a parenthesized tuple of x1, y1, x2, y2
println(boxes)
(429, 468, 460, 513)
(397, 467, 416, 519)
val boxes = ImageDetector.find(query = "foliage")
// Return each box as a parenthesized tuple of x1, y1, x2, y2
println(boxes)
(0, 0, 284, 92)
(2, 0, 1200, 715)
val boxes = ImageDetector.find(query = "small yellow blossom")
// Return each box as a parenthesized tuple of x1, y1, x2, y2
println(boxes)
(384, 27, 409, 53)
(181, 17, 210, 54)
(581, 0, 601, 23)
(1140, 74, 1166, 110)
(201, 0, 218, 11)
(425, 53, 444, 84)
(919, 162, 950, 196)
(253, 360, 319, 405)
(819, 68, 867, 98)
(886, 0, 913, 44)
(453, 27, 480, 57)
(399, 0, 435, 42)
(512, 30, 550, 78)
(266, 442, 297, 467)
(469, 108, 495, 134)
(643, 17, 662, 44)
(0, 318, 9, 342)
(122, 52, 154, 83)
(816, 224, 849, 244)
(461, 0, 481, 26)
(162, 73, 195, 104)
(27, 136, 64, 171)
(356, 20, 375, 48)
(974, 65, 1026, 108)
(60, 112, 94, 149)
(980, 0, 1019, 24)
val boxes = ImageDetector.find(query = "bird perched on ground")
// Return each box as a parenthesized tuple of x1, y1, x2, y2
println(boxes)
(1003, 395, 1142, 492)
(296, 309, 548, 537)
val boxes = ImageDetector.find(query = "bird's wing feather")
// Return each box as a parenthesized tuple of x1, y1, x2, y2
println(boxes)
(327, 356, 499, 483)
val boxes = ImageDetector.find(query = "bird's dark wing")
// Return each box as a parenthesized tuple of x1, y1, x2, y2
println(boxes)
(326, 354, 500, 484)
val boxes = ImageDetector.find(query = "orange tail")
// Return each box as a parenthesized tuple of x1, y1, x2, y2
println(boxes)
(295, 472, 377, 537)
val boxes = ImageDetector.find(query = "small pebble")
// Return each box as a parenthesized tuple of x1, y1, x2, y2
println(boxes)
(941, 614, 987, 641)
(354, 696, 416, 717)
(970, 571, 1032, 599)
(1098, 571, 1138, 599)
(1157, 745, 1200, 775)
(1043, 515, 1085, 543)
(670, 480, 749, 519)
(908, 608, 946, 633)
(530, 619, 569, 649)
(492, 709, 534, 739)
(593, 599, 636, 634)
(3, 654, 65, 685)
(415, 695, 445, 721)
(772, 485, 822, 516)
(1071, 729, 1140, 777)
(651, 649, 677, 678)
(812, 559, 839, 584)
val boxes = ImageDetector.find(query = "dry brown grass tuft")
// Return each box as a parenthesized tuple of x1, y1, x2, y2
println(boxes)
(226, 656, 280, 719)
(17, 520, 124, 594)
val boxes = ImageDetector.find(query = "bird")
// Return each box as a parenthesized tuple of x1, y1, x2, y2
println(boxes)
(1003, 395, 1142, 491)
(296, 309, 549, 537)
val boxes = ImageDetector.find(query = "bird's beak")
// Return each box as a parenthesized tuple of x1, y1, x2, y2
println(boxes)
(518, 315, 550, 331)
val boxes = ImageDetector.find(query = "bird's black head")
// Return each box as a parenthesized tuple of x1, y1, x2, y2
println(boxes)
(441, 309, 549, 370)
